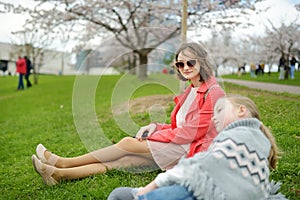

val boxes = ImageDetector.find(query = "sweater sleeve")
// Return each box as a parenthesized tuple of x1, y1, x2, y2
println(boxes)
(154, 164, 186, 187)
(153, 150, 213, 187)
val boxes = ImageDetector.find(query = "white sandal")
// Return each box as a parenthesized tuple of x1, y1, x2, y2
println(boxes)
(32, 154, 58, 186)
(36, 144, 59, 166)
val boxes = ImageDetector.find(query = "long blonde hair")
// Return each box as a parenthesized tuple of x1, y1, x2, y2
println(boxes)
(225, 94, 279, 169)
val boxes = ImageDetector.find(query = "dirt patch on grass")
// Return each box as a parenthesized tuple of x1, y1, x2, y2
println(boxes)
(114, 94, 174, 115)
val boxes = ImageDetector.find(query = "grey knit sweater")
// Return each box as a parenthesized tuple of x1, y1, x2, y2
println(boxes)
(154, 118, 287, 200)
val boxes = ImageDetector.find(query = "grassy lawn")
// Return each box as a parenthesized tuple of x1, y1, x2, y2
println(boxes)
(0, 74, 299, 199)
(221, 70, 300, 86)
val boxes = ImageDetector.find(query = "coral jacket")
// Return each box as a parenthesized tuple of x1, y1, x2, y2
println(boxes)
(16, 58, 27, 74)
(147, 77, 225, 157)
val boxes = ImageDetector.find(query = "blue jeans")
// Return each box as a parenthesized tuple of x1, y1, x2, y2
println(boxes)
(108, 185, 195, 200)
(18, 73, 24, 90)
(138, 185, 195, 200)
(290, 65, 295, 79)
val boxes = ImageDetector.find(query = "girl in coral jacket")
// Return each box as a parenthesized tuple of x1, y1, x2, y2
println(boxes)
(31, 42, 225, 186)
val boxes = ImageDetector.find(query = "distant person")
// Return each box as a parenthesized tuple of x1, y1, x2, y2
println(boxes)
(250, 63, 256, 78)
(162, 67, 168, 74)
(0, 62, 8, 76)
(260, 62, 265, 76)
(237, 63, 245, 77)
(24, 56, 33, 87)
(290, 55, 297, 79)
(31, 42, 225, 186)
(237, 66, 242, 77)
(108, 95, 286, 200)
(16, 56, 27, 90)
(255, 62, 264, 76)
(255, 63, 261, 76)
(278, 55, 285, 80)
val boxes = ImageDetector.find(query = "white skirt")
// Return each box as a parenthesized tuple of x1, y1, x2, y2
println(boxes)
(147, 140, 190, 170)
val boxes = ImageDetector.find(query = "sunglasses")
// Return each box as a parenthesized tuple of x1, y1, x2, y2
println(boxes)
(175, 60, 197, 69)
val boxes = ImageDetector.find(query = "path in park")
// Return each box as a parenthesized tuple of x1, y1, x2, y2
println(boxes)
(219, 78, 300, 95)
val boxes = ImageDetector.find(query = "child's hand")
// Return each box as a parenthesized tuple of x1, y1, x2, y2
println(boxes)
(136, 181, 158, 196)
(135, 123, 156, 141)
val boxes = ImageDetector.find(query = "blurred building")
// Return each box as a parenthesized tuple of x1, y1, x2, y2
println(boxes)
(0, 42, 76, 75)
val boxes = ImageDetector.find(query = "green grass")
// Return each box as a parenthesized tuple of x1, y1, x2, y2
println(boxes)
(0, 74, 299, 199)
(221, 70, 300, 86)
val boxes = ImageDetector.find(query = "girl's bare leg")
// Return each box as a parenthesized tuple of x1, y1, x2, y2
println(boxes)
(52, 155, 157, 181)
(44, 137, 152, 168)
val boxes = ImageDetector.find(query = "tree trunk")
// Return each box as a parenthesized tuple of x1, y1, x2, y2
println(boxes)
(128, 53, 137, 75)
(215, 65, 219, 77)
(33, 71, 38, 84)
(180, 0, 188, 93)
(32, 59, 39, 84)
(137, 53, 148, 80)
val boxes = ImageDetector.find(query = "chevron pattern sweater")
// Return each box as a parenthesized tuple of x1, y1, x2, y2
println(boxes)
(154, 118, 286, 200)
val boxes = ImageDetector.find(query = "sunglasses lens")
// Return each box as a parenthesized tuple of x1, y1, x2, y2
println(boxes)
(175, 62, 184, 68)
(175, 60, 196, 69)
(187, 60, 196, 67)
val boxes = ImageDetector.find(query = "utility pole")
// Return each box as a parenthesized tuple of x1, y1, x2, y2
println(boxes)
(181, 0, 188, 43)
(180, 0, 188, 93)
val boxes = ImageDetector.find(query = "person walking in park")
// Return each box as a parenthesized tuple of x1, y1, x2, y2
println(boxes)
(31, 42, 225, 186)
(24, 56, 33, 87)
(250, 63, 256, 78)
(16, 56, 27, 90)
(290, 55, 297, 79)
(108, 94, 286, 200)
(259, 62, 265, 76)
(278, 55, 286, 80)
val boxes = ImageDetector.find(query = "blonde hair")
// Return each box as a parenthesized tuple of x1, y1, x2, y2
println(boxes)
(225, 94, 279, 169)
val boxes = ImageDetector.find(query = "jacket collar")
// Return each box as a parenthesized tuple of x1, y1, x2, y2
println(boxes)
(191, 76, 218, 94)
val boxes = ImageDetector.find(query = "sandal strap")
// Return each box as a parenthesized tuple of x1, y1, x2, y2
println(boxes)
(47, 154, 59, 166)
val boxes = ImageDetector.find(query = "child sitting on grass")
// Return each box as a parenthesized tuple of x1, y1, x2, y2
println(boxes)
(108, 94, 286, 200)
